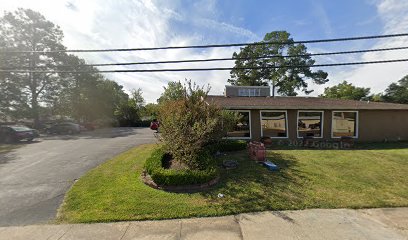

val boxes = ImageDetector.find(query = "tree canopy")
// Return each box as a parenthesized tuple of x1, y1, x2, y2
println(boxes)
(228, 31, 328, 96)
(319, 81, 371, 100)
(114, 88, 145, 126)
(142, 103, 160, 120)
(0, 8, 143, 126)
(157, 81, 185, 104)
(382, 75, 408, 104)
(0, 8, 66, 125)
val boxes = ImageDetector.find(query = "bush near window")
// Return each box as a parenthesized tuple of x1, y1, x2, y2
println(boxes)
(144, 147, 218, 186)
(158, 81, 236, 170)
(207, 140, 248, 154)
(218, 140, 248, 151)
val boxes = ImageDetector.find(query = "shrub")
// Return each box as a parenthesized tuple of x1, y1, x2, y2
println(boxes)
(218, 140, 248, 152)
(206, 140, 248, 154)
(144, 147, 165, 174)
(118, 120, 151, 127)
(158, 80, 236, 170)
(144, 148, 218, 186)
(151, 168, 218, 186)
(94, 118, 119, 128)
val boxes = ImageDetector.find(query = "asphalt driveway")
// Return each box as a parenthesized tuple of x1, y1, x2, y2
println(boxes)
(0, 127, 156, 227)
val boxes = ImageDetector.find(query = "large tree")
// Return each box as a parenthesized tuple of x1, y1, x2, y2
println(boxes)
(382, 75, 408, 104)
(142, 103, 160, 120)
(228, 31, 328, 96)
(130, 88, 145, 110)
(114, 88, 145, 126)
(0, 68, 26, 120)
(51, 54, 102, 121)
(157, 81, 185, 103)
(94, 78, 129, 121)
(0, 9, 133, 125)
(0, 8, 67, 126)
(319, 81, 371, 100)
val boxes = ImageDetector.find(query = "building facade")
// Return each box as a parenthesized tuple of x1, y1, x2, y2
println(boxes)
(207, 86, 408, 142)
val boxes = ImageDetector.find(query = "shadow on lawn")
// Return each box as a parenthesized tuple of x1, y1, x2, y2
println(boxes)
(200, 151, 309, 214)
(266, 141, 408, 151)
(353, 141, 408, 150)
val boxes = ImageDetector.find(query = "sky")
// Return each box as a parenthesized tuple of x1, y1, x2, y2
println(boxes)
(1, 0, 408, 103)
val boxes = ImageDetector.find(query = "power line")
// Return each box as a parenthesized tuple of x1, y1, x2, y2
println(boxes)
(1, 58, 408, 73)
(3, 46, 408, 69)
(2, 33, 408, 54)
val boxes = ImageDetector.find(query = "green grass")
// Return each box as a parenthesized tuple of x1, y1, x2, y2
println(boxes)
(57, 143, 408, 223)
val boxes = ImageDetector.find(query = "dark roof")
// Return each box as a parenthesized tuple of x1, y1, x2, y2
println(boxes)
(206, 95, 408, 110)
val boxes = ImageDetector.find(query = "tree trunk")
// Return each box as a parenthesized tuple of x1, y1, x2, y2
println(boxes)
(31, 93, 40, 128)
(271, 78, 276, 97)
(272, 84, 275, 97)
(74, 77, 80, 122)
(29, 44, 40, 128)
(29, 72, 40, 128)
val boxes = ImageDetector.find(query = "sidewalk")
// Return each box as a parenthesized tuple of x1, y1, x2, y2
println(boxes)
(0, 208, 407, 240)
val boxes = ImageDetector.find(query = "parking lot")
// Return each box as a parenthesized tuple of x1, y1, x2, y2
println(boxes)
(0, 127, 156, 227)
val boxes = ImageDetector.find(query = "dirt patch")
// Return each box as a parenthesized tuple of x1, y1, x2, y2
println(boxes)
(161, 153, 189, 171)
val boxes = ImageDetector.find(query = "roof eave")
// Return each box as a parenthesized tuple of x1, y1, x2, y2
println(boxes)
(220, 105, 408, 110)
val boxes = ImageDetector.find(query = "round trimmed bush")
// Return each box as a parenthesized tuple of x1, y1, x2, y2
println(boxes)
(144, 148, 219, 186)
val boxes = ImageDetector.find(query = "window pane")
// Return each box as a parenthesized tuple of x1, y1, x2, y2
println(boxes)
(298, 112, 322, 138)
(261, 112, 287, 138)
(251, 88, 260, 96)
(332, 112, 357, 137)
(238, 88, 261, 97)
(227, 111, 250, 138)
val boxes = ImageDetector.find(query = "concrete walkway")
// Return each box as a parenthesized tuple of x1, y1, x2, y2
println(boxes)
(0, 208, 407, 240)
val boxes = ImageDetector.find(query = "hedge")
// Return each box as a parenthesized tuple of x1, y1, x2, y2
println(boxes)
(207, 139, 248, 154)
(144, 148, 219, 186)
(118, 120, 151, 127)
(218, 139, 248, 151)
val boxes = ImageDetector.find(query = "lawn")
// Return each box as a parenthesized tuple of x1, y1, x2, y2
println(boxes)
(57, 142, 408, 223)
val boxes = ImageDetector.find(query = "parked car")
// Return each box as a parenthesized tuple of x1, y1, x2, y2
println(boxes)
(46, 122, 81, 135)
(0, 125, 40, 143)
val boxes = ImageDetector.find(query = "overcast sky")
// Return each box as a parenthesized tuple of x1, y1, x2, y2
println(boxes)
(1, 0, 408, 103)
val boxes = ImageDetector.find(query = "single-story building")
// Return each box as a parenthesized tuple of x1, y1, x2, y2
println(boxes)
(207, 85, 408, 142)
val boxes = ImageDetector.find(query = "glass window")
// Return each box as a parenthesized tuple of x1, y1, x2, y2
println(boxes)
(250, 89, 260, 96)
(238, 89, 247, 96)
(297, 111, 323, 138)
(238, 88, 260, 97)
(261, 111, 287, 138)
(226, 111, 251, 138)
(332, 111, 358, 138)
